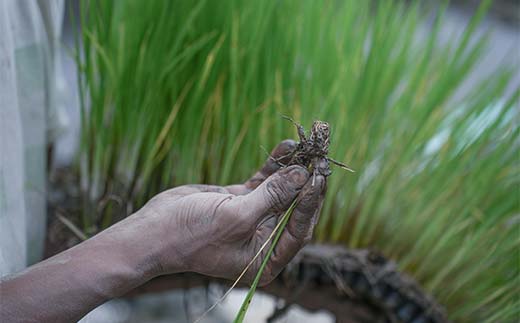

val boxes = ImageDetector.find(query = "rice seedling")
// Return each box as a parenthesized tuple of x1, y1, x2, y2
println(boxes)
(75, 0, 519, 321)
(234, 199, 299, 323)
(231, 118, 354, 321)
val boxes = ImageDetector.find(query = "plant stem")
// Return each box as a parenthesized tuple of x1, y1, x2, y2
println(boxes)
(234, 199, 299, 323)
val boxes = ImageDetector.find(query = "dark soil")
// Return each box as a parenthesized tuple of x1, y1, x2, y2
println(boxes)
(281, 118, 354, 180)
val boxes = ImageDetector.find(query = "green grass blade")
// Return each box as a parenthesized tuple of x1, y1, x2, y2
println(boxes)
(234, 199, 299, 323)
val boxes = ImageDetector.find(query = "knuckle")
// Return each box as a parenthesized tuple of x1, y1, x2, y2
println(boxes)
(296, 194, 318, 216)
(265, 177, 289, 210)
(258, 268, 276, 287)
(302, 231, 313, 245)
(213, 196, 240, 221)
(264, 250, 286, 283)
(236, 196, 258, 220)
(269, 250, 282, 269)
(215, 195, 235, 215)
(280, 139, 297, 151)
(287, 227, 306, 249)
(258, 277, 273, 287)
(221, 196, 255, 232)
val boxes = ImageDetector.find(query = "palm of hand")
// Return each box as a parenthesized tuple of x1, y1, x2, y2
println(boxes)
(141, 140, 326, 285)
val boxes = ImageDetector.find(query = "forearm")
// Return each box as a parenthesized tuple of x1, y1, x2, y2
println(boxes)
(0, 142, 319, 322)
(0, 211, 164, 323)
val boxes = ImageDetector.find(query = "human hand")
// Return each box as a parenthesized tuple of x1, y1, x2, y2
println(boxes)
(129, 140, 327, 285)
(0, 140, 326, 323)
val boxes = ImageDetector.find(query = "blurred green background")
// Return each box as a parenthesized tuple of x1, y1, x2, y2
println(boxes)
(73, 0, 519, 321)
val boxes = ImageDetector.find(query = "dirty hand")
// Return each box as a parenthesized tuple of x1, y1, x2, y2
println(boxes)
(130, 139, 327, 284)
(0, 140, 326, 323)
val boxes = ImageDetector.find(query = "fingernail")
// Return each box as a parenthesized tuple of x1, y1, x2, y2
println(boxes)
(274, 139, 296, 157)
(287, 166, 308, 186)
(280, 139, 296, 152)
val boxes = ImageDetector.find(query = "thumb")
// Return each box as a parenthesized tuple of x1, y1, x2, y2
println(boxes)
(241, 165, 309, 222)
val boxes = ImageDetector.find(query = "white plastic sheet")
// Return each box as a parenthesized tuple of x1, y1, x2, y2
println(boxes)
(0, 0, 67, 276)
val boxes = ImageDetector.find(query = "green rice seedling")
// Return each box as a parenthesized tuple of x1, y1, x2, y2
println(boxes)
(234, 199, 298, 323)
(233, 118, 352, 321)
(194, 199, 299, 323)
(75, 0, 519, 321)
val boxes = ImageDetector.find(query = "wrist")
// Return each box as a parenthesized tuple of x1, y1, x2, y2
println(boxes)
(92, 213, 166, 282)
(76, 228, 157, 299)
(132, 207, 192, 275)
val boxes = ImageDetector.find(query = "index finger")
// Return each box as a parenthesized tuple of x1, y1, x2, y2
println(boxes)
(225, 139, 296, 195)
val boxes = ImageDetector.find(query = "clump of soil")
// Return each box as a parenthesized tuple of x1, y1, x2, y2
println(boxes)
(279, 117, 353, 184)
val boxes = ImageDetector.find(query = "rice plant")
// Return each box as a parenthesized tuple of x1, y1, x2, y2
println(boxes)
(75, 0, 519, 321)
